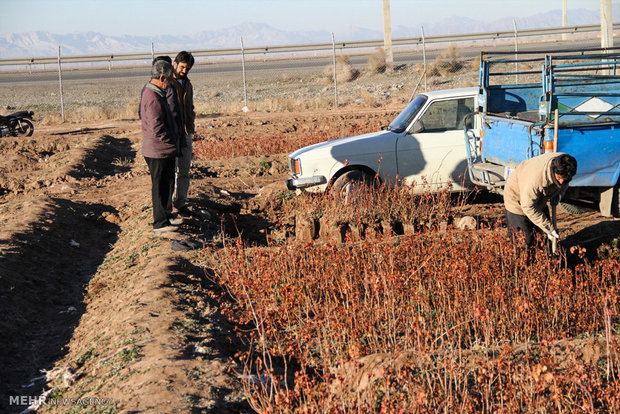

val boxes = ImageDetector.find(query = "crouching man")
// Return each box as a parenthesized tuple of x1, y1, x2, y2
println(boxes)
(504, 152, 577, 247)
(140, 60, 181, 234)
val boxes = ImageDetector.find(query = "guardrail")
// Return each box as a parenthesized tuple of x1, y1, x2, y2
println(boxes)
(0, 23, 617, 66)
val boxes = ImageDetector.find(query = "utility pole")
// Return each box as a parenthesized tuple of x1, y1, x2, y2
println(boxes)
(382, 0, 394, 71)
(562, 0, 567, 41)
(601, 0, 613, 48)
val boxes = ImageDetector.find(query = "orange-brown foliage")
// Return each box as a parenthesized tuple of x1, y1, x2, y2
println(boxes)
(192, 124, 381, 160)
(201, 185, 620, 412)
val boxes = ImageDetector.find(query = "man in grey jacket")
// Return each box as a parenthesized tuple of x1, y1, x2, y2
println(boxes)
(140, 60, 181, 234)
(504, 152, 577, 247)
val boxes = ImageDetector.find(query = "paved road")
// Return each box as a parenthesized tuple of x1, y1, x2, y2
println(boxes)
(0, 38, 603, 84)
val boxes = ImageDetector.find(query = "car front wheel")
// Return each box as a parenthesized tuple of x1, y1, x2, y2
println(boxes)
(331, 170, 375, 204)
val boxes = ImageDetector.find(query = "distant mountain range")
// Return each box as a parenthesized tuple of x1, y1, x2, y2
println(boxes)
(0, 6, 618, 59)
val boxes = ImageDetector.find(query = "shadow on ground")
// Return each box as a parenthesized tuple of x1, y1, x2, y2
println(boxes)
(563, 219, 620, 257)
(0, 198, 120, 412)
(167, 258, 253, 413)
(0, 133, 135, 412)
(191, 190, 274, 246)
(67, 134, 136, 180)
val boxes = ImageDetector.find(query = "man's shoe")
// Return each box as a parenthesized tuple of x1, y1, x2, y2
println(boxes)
(153, 225, 179, 234)
(177, 206, 192, 217)
(168, 214, 184, 225)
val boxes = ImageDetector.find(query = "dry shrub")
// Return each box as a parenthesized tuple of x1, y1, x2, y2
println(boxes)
(471, 55, 481, 71)
(38, 105, 128, 124)
(194, 101, 226, 115)
(389, 85, 415, 105)
(324, 55, 359, 83)
(440, 45, 464, 73)
(253, 97, 298, 112)
(426, 63, 442, 78)
(428, 45, 465, 77)
(111, 156, 133, 169)
(38, 112, 64, 125)
(367, 48, 387, 73)
(195, 96, 338, 116)
(73, 106, 116, 121)
(123, 98, 140, 119)
(310, 95, 335, 110)
(195, 100, 258, 115)
(37, 98, 145, 124)
(354, 89, 380, 108)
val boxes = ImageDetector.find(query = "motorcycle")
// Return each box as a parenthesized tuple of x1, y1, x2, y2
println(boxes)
(0, 110, 35, 137)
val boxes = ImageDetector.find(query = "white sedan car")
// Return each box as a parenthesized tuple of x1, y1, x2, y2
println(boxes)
(286, 87, 479, 194)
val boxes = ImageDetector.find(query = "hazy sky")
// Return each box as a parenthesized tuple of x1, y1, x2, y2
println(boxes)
(0, 0, 612, 36)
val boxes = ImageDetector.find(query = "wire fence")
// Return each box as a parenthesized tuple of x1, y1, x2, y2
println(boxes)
(0, 25, 616, 122)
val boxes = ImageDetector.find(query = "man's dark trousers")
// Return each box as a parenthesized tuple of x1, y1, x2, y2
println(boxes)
(145, 156, 176, 229)
(505, 208, 550, 247)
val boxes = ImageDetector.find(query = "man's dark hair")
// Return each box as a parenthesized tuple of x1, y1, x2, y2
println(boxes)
(552, 154, 577, 180)
(151, 60, 173, 80)
(174, 51, 195, 69)
(153, 55, 172, 65)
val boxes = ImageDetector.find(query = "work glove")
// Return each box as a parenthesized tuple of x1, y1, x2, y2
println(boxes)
(547, 230, 560, 241)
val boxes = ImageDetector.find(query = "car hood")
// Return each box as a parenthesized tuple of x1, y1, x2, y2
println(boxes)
(288, 129, 397, 159)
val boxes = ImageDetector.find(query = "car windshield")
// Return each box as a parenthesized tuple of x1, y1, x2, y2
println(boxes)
(388, 94, 428, 133)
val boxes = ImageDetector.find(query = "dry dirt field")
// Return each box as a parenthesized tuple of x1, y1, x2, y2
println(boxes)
(0, 106, 619, 412)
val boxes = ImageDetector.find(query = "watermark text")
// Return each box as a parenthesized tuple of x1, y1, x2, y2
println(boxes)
(9, 395, 113, 407)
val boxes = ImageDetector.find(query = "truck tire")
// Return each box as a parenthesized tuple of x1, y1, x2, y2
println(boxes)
(331, 170, 375, 204)
(559, 201, 594, 215)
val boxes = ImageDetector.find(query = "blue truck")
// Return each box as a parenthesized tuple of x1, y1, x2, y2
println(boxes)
(465, 47, 620, 216)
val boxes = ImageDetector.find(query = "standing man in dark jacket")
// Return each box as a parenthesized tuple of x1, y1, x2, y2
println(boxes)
(140, 56, 184, 154)
(170, 51, 196, 217)
(140, 60, 180, 234)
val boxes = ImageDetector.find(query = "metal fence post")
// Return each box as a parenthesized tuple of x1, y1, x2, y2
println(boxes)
(151, 43, 154, 62)
(331, 32, 338, 108)
(513, 20, 519, 84)
(421, 26, 427, 91)
(241, 37, 248, 110)
(57, 45, 65, 122)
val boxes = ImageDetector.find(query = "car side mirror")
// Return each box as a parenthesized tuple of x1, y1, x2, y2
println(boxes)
(411, 120, 425, 134)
